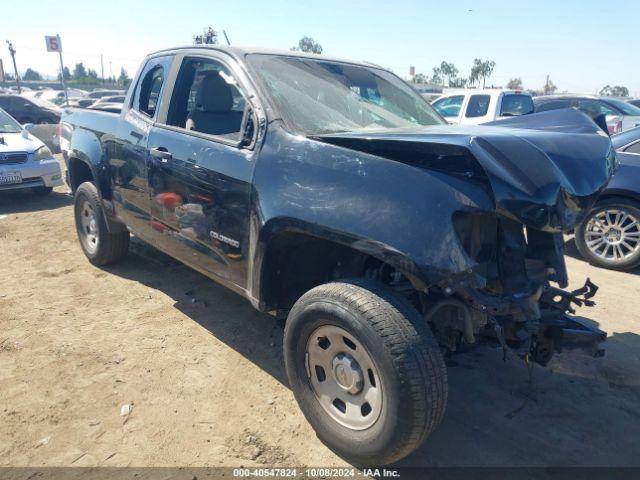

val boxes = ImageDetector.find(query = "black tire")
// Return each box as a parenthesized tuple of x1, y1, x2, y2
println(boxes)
(74, 181, 129, 265)
(575, 198, 640, 270)
(32, 186, 53, 196)
(284, 279, 447, 465)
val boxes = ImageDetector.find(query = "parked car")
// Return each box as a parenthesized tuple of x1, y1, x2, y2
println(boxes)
(0, 94, 61, 124)
(93, 94, 126, 104)
(87, 102, 123, 114)
(67, 97, 96, 108)
(38, 88, 87, 106)
(431, 89, 534, 124)
(86, 89, 125, 100)
(534, 95, 640, 134)
(60, 46, 612, 465)
(574, 127, 640, 270)
(0, 107, 63, 195)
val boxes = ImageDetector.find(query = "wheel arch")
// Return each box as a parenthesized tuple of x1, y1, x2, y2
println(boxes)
(251, 217, 428, 313)
(67, 126, 112, 200)
(596, 190, 640, 206)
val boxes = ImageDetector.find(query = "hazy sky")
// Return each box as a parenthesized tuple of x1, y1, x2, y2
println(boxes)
(2, 0, 638, 95)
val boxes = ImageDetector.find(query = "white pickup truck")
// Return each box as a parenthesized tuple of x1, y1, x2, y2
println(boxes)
(432, 89, 534, 125)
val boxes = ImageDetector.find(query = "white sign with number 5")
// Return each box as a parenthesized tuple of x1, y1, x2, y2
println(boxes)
(45, 36, 62, 53)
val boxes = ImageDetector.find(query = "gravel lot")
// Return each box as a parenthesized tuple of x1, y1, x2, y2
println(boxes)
(1, 158, 639, 467)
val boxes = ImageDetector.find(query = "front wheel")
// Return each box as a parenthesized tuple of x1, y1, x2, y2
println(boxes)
(284, 279, 447, 465)
(575, 198, 640, 270)
(74, 181, 130, 265)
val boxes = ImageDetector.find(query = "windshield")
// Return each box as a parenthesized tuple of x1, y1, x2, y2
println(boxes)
(0, 108, 22, 133)
(605, 99, 640, 116)
(248, 54, 444, 135)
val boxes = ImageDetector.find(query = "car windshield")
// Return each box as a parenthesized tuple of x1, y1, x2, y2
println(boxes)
(611, 126, 640, 150)
(0, 108, 22, 133)
(248, 54, 444, 135)
(605, 99, 640, 116)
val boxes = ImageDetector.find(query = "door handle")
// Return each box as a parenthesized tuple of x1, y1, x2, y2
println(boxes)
(150, 147, 172, 163)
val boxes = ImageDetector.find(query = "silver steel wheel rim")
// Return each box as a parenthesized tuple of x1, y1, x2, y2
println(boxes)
(305, 324, 383, 430)
(79, 199, 99, 254)
(585, 208, 640, 262)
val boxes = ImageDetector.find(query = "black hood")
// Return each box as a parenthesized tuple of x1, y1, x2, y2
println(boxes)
(313, 109, 616, 232)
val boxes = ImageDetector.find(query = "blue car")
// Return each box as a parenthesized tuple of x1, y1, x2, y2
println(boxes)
(575, 127, 640, 269)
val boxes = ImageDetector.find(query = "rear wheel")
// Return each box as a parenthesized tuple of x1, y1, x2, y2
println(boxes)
(284, 279, 447, 465)
(576, 198, 640, 270)
(74, 181, 129, 265)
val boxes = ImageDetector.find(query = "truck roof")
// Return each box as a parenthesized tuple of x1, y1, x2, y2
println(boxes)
(147, 44, 384, 69)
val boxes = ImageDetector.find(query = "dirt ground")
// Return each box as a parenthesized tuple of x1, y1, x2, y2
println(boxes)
(1, 157, 639, 468)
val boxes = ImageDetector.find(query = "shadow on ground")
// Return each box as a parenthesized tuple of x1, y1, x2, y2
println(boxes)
(105, 238, 640, 467)
(563, 236, 640, 276)
(0, 190, 72, 215)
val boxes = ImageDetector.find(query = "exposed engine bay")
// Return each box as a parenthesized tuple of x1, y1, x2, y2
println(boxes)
(318, 109, 616, 366)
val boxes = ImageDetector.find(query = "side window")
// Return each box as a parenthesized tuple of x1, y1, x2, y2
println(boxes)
(465, 95, 491, 118)
(167, 57, 249, 142)
(432, 95, 464, 118)
(579, 100, 618, 117)
(132, 55, 173, 118)
(535, 100, 573, 112)
(625, 142, 640, 154)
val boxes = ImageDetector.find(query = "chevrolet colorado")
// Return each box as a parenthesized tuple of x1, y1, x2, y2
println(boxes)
(60, 46, 615, 465)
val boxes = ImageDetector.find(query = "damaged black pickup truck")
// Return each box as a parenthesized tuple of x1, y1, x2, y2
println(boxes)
(60, 46, 616, 465)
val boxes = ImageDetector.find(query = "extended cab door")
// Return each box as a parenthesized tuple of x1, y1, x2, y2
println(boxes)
(460, 93, 492, 125)
(111, 55, 174, 238)
(145, 52, 259, 291)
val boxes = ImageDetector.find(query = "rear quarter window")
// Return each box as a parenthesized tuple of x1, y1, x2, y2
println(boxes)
(465, 95, 491, 118)
(500, 94, 534, 116)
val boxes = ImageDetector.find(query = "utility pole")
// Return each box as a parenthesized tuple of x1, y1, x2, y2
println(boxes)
(100, 54, 105, 85)
(545, 74, 549, 94)
(56, 35, 69, 106)
(6, 41, 21, 94)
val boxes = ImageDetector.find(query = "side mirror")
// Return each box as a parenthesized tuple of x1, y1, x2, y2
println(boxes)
(23, 103, 33, 109)
(22, 123, 35, 132)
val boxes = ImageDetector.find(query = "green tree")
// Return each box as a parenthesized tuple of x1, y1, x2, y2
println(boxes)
(57, 66, 71, 81)
(506, 77, 523, 90)
(439, 61, 458, 87)
(411, 73, 428, 84)
(87, 69, 99, 79)
(73, 62, 87, 80)
(194, 27, 218, 45)
(291, 36, 322, 54)
(600, 85, 629, 97)
(430, 67, 443, 85)
(449, 77, 468, 88)
(117, 67, 131, 87)
(543, 78, 557, 95)
(23, 68, 42, 81)
(469, 58, 496, 88)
